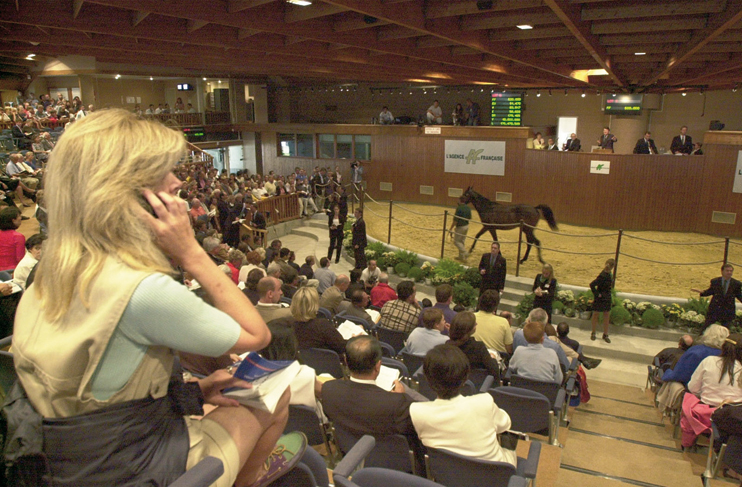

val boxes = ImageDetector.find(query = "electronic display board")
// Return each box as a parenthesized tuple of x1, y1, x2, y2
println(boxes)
(604, 94, 643, 114)
(490, 93, 523, 126)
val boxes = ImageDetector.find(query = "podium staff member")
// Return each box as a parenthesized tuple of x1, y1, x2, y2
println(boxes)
(633, 131, 658, 155)
(597, 127, 617, 152)
(671, 126, 693, 155)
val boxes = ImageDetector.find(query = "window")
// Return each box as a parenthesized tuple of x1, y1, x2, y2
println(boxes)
(319, 134, 335, 158)
(336, 134, 353, 159)
(355, 135, 371, 160)
(278, 133, 315, 157)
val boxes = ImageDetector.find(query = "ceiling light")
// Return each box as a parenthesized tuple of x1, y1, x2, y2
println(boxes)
(536, 91, 541, 97)
(203, 77, 207, 81)
(516, 25, 533, 30)
(682, 92, 686, 96)
(25, 54, 36, 60)
(218, 80, 222, 83)
(733, 84, 739, 92)
(115, 74, 121, 79)
(581, 91, 586, 97)
(149, 76, 153, 80)
(287, 0, 312, 5)
(634, 52, 646, 56)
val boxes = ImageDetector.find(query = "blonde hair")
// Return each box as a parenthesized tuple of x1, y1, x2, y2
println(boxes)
(290, 286, 320, 322)
(35, 109, 186, 321)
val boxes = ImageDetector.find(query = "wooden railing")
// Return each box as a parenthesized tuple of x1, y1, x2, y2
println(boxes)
(205, 111, 231, 125)
(256, 193, 301, 225)
(0, 118, 69, 130)
(180, 141, 214, 167)
(148, 112, 203, 126)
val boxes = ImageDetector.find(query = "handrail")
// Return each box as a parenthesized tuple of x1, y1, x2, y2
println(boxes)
(255, 193, 301, 225)
(181, 141, 214, 167)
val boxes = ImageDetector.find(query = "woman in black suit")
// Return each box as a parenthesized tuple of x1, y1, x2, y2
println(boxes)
(590, 259, 615, 343)
(447, 311, 500, 383)
(532, 263, 557, 323)
(327, 203, 345, 264)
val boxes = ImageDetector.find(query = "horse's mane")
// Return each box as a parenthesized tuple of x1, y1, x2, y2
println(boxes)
(467, 189, 499, 210)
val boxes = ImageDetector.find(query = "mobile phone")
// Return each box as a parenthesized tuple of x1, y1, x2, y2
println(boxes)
(138, 193, 158, 218)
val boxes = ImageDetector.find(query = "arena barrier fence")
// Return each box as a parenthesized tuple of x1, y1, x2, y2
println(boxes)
(356, 193, 739, 285)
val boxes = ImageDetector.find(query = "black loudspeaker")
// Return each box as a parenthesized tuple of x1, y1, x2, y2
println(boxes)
(477, 1, 493, 10)
(709, 120, 725, 131)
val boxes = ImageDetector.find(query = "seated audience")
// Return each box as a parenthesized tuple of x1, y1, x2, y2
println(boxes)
(654, 334, 694, 370)
(274, 286, 346, 355)
(472, 290, 513, 354)
(337, 289, 374, 323)
(255, 276, 292, 323)
(379, 280, 422, 335)
(319, 274, 349, 314)
(410, 344, 516, 466)
(360, 260, 380, 284)
(661, 325, 729, 386)
(321, 335, 423, 454)
(681, 334, 742, 448)
(370, 272, 397, 308)
(13, 233, 45, 290)
(554, 322, 602, 369)
(509, 318, 563, 384)
(447, 311, 500, 381)
(242, 268, 264, 305)
(345, 268, 364, 299)
(226, 248, 244, 285)
(418, 284, 457, 330)
(0, 207, 25, 272)
(239, 250, 266, 283)
(299, 256, 315, 280)
(404, 308, 449, 356)
(314, 257, 336, 294)
(513, 308, 570, 373)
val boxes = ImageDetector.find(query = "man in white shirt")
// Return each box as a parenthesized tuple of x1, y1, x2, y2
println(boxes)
(360, 260, 380, 284)
(426, 100, 443, 124)
(379, 106, 394, 125)
(13, 233, 44, 290)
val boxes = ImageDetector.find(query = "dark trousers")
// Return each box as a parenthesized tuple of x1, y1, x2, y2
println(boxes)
(328, 229, 343, 263)
(354, 245, 367, 270)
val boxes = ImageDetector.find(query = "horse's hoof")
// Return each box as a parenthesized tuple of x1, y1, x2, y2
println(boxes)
(519, 259, 527, 264)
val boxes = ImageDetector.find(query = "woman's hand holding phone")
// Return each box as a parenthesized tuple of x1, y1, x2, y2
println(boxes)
(141, 189, 203, 267)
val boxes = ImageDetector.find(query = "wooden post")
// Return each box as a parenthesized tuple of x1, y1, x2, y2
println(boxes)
(723, 237, 730, 264)
(612, 229, 623, 287)
(441, 210, 449, 259)
(388, 200, 393, 245)
(515, 220, 524, 277)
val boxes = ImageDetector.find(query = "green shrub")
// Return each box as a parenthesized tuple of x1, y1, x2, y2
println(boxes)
(516, 293, 535, 317)
(366, 242, 387, 261)
(684, 296, 710, 315)
(564, 307, 576, 318)
(552, 300, 565, 312)
(610, 305, 631, 325)
(376, 257, 387, 270)
(407, 266, 424, 282)
(394, 262, 410, 276)
(453, 282, 478, 309)
(394, 249, 418, 268)
(642, 308, 665, 329)
(463, 267, 482, 289)
(432, 258, 467, 285)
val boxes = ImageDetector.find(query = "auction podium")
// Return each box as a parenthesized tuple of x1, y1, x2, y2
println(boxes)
(591, 148, 614, 154)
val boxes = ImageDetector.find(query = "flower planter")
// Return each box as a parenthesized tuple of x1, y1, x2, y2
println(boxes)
(579, 311, 592, 320)
(425, 278, 432, 286)
(664, 318, 678, 328)
(552, 308, 562, 316)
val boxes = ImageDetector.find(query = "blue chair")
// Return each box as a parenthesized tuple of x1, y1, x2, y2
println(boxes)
(0, 335, 12, 349)
(284, 405, 335, 466)
(490, 385, 562, 446)
(317, 307, 333, 320)
(425, 441, 540, 487)
(400, 351, 424, 377)
(332, 424, 417, 474)
(378, 342, 396, 359)
(333, 435, 446, 487)
(375, 327, 406, 355)
(279, 296, 292, 306)
(412, 370, 475, 401)
(336, 312, 375, 334)
(170, 457, 224, 487)
(298, 348, 345, 379)
(469, 368, 491, 391)
(269, 444, 330, 487)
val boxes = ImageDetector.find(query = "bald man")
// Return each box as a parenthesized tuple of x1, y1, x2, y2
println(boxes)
(319, 274, 350, 314)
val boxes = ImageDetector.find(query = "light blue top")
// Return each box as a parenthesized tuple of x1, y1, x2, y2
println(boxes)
(509, 344, 563, 384)
(512, 328, 570, 372)
(90, 273, 241, 400)
(403, 328, 449, 356)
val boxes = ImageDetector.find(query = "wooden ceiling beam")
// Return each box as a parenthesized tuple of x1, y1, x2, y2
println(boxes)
(701, 42, 742, 52)
(462, 11, 557, 31)
(227, 0, 276, 13)
(517, 38, 582, 50)
(544, 0, 625, 86)
(237, 28, 260, 39)
(715, 30, 742, 41)
(0, 55, 36, 67)
(72, 0, 85, 19)
(592, 18, 707, 35)
(612, 54, 668, 63)
(582, 0, 727, 21)
(450, 46, 479, 56)
(187, 19, 209, 33)
(416, 36, 456, 48)
(492, 26, 571, 41)
(600, 32, 692, 45)
(377, 26, 420, 41)
(333, 15, 390, 31)
(606, 44, 679, 55)
(132, 11, 150, 27)
(0, 64, 29, 74)
(284, 35, 306, 45)
(285, 3, 347, 23)
(426, 0, 544, 19)
(641, 0, 742, 86)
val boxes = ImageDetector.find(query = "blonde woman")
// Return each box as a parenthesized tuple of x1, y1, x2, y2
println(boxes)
(532, 263, 556, 323)
(286, 286, 346, 355)
(590, 259, 615, 343)
(9, 110, 305, 487)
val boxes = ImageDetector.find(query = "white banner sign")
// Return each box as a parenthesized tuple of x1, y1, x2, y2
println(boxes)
(733, 150, 742, 193)
(444, 140, 506, 176)
(590, 160, 611, 175)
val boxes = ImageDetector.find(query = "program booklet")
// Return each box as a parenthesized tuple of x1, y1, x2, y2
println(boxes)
(224, 352, 301, 412)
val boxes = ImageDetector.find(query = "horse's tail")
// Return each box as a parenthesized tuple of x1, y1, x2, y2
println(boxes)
(535, 204, 558, 230)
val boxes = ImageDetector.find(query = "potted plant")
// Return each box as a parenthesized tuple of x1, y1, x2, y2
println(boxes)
(564, 307, 576, 318)
(575, 292, 593, 320)
(421, 261, 435, 285)
(642, 307, 665, 330)
(376, 256, 388, 272)
(516, 293, 535, 321)
(407, 266, 424, 282)
(609, 305, 631, 326)
(552, 300, 565, 316)
(555, 289, 575, 308)
(453, 282, 478, 309)
(462, 267, 482, 290)
(383, 251, 399, 273)
(662, 303, 683, 327)
(394, 262, 410, 278)
(431, 258, 466, 286)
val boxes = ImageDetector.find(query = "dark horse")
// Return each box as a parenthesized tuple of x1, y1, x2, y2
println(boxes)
(461, 187, 558, 264)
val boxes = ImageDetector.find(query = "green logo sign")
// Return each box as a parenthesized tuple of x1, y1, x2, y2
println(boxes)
(466, 149, 484, 165)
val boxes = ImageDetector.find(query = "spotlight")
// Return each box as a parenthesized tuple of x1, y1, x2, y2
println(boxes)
(682, 92, 686, 96)
(581, 91, 586, 97)
(733, 84, 739, 92)
(150, 76, 153, 81)
(536, 90, 541, 97)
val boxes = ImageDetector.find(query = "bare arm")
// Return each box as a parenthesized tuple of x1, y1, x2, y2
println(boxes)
(143, 189, 271, 354)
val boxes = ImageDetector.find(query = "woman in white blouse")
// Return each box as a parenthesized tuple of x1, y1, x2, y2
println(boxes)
(410, 344, 516, 467)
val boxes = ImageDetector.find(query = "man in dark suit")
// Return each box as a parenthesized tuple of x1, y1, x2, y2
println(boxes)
(352, 208, 367, 270)
(478, 242, 506, 295)
(546, 137, 559, 150)
(670, 126, 693, 155)
(633, 131, 659, 155)
(692, 264, 742, 328)
(596, 127, 617, 152)
(11, 121, 32, 150)
(563, 133, 581, 152)
(321, 336, 425, 459)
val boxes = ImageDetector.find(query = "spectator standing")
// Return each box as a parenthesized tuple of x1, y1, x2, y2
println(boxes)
(326, 204, 345, 264)
(314, 257, 337, 294)
(452, 103, 465, 126)
(449, 195, 471, 262)
(465, 98, 480, 126)
(478, 242, 506, 296)
(352, 208, 367, 270)
(532, 263, 557, 323)
(532, 132, 546, 150)
(590, 259, 615, 343)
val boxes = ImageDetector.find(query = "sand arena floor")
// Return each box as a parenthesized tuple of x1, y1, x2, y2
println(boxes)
(360, 199, 742, 299)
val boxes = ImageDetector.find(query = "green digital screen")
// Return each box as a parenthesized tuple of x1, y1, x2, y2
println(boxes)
(490, 93, 523, 126)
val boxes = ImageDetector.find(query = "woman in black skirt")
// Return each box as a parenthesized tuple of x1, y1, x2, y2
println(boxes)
(590, 259, 615, 343)
(532, 263, 557, 323)
(326, 203, 345, 263)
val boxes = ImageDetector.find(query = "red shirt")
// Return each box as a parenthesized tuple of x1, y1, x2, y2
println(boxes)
(226, 262, 240, 284)
(370, 282, 397, 308)
(0, 230, 25, 270)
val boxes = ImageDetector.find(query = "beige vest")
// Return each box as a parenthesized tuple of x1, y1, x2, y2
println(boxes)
(13, 257, 174, 418)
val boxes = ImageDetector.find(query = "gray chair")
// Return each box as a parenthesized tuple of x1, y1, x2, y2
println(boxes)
(268, 446, 330, 487)
(318, 307, 333, 320)
(400, 351, 424, 376)
(332, 424, 417, 475)
(490, 386, 561, 446)
(425, 441, 540, 487)
(298, 348, 345, 379)
(336, 312, 375, 334)
(375, 327, 407, 354)
(333, 435, 446, 487)
(284, 405, 336, 466)
(702, 423, 728, 487)
(170, 457, 224, 487)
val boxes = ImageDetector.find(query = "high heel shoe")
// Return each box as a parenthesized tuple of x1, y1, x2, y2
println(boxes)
(590, 332, 596, 341)
(603, 334, 611, 343)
